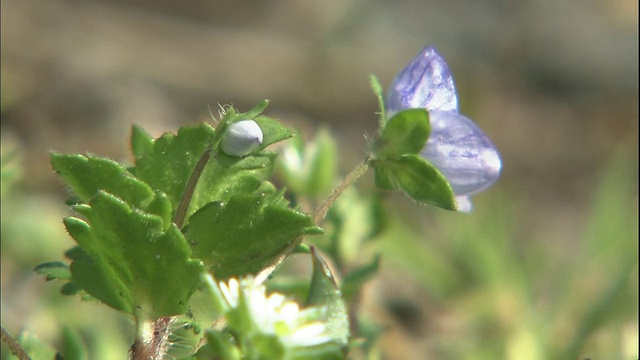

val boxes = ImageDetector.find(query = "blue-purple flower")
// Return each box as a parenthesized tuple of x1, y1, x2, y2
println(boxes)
(386, 46, 501, 211)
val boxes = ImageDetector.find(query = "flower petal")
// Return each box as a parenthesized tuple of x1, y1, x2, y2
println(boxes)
(455, 195, 473, 212)
(421, 110, 501, 196)
(386, 46, 458, 116)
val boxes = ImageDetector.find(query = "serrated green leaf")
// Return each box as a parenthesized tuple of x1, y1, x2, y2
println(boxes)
(188, 153, 275, 220)
(373, 108, 430, 158)
(131, 124, 154, 159)
(65, 245, 92, 262)
(186, 192, 318, 279)
(64, 191, 204, 320)
(134, 123, 217, 215)
(133, 122, 280, 224)
(307, 249, 349, 348)
(146, 191, 173, 229)
(51, 153, 155, 208)
(384, 154, 456, 210)
(34, 261, 71, 281)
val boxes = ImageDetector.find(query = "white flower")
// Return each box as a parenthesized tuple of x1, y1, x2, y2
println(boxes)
(205, 274, 332, 349)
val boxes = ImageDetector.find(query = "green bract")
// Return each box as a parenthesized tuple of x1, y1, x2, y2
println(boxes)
(370, 105, 456, 210)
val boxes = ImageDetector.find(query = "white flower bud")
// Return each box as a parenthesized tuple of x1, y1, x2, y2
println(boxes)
(221, 120, 263, 157)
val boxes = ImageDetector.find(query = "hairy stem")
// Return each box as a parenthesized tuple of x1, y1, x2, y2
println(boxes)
(130, 317, 174, 360)
(1, 325, 31, 360)
(256, 158, 370, 285)
(314, 158, 370, 224)
(173, 145, 214, 228)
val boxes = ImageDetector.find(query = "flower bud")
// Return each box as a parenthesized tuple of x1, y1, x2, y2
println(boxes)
(221, 120, 263, 157)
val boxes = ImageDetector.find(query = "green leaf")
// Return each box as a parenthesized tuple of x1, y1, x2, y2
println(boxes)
(187, 153, 275, 220)
(186, 192, 320, 279)
(131, 124, 154, 159)
(51, 153, 155, 208)
(380, 154, 456, 210)
(306, 248, 349, 347)
(133, 123, 217, 215)
(60, 281, 85, 296)
(373, 108, 430, 158)
(64, 191, 204, 320)
(34, 261, 71, 281)
(132, 122, 281, 224)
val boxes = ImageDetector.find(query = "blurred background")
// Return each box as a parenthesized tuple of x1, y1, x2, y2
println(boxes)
(1, 0, 637, 359)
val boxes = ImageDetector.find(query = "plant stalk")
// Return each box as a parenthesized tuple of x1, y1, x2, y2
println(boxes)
(173, 145, 214, 229)
(1, 325, 31, 360)
(256, 158, 370, 285)
(313, 158, 370, 224)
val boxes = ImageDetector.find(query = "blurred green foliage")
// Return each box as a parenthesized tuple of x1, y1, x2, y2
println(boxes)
(1, 135, 637, 359)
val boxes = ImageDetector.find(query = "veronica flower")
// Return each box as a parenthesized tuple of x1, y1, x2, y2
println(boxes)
(386, 45, 501, 211)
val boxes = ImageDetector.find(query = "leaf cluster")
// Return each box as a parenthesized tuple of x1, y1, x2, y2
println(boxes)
(38, 102, 320, 323)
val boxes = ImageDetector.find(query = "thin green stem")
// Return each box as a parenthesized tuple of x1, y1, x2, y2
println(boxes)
(256, 157, 371, 285)
(173, 145, 214, 229)
(313, 158, 370, 224)
(1, 325, 31, 360)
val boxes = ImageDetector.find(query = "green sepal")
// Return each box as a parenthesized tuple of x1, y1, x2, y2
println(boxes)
(64, 191, 204, 320)
(241, 99, 270, 119)
(306, 248, 349, 347)
(253, 115, 294, 150)
(369, 74, 386, 129)
(373, 108, 430, 158)
(378, 154, 456, 210)
(233, 99, 294, 148)
(186, 192, 320, 279)
(373, 165, 395, 191)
